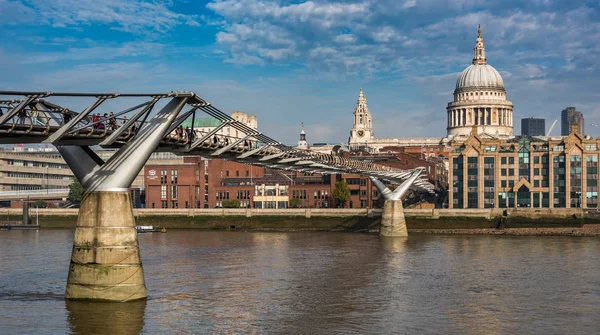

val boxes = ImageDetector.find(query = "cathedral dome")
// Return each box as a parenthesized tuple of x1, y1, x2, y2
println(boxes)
(455, 64, 504, 90)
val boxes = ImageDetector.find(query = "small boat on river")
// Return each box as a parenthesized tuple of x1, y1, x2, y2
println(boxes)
(135, 225, 166, 233)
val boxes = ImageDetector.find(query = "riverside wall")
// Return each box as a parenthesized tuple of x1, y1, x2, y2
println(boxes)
(0, 207, 592, 231)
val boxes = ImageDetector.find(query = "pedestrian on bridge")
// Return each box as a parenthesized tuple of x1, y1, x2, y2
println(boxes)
(17, 108, 27, 124)
(185, 127, 192, 141)
(29, 105, 39, 126)
(61, 109, 72, 124)
(109, 112, 117, 130)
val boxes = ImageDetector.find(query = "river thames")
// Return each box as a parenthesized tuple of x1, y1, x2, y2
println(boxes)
(0, 229, 598, 334)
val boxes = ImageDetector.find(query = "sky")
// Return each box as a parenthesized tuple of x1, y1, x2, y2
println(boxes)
(1, 0, 599, 145)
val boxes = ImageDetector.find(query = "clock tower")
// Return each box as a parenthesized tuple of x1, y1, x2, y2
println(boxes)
(348, 88, 374, 149)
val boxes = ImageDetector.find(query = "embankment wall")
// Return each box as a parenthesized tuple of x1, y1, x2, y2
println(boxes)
(0, 207, 589, 230)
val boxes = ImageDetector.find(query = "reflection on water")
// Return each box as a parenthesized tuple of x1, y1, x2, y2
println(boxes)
(66, 300, 146, 335)
(0, 230, 599, 334)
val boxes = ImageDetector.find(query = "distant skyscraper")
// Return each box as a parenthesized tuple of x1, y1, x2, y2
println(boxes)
(561, 107, 584, 136)
(521, 117, 546, 136)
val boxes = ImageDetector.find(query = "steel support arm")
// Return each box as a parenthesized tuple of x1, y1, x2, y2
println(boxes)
(237, 144, 273, 159)
(185, 121, 230, 152)
(99, 98, 159, 145)
(44, 96, 109, 144)
(58, 97, 188, 191)
(211, 134, 254, 156)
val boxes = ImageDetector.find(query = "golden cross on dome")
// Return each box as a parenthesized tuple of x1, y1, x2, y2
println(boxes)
(477, 24, 481, 38)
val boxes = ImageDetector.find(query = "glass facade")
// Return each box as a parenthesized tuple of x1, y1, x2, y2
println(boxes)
(586, 155, 598, 208)
(452, 156, 464, 208)
(570, 154, 582, 207)
(467, 157, 478, 208)
(553, 155, 566, 208)
(483, 157, 494, 208)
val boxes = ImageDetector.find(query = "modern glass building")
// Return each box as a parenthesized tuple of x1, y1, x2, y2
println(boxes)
(449, 125, 597, 208)
(521, 117, 545, 136)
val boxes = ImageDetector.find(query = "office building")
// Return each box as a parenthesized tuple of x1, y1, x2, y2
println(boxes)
(521, 117, 546, 136)
(561, 107, 584, 136)
(449, 124, 597, 209)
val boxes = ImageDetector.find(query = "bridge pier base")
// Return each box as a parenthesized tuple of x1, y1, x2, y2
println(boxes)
(65, 191, 146, 301)
(380, 200, 408, 237)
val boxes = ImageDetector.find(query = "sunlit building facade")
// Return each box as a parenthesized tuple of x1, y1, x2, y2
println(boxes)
(449, 125, 598, 208)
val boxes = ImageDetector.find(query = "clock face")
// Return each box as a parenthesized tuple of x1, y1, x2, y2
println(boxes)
(357, 130, 365, 137)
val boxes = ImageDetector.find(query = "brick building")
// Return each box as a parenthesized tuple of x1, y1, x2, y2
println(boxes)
(145, 151, 440, 209)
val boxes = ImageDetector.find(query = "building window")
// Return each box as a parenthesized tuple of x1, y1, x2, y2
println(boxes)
(171, 200, 178, 208)
(160, 185, 167, 199)
(171, 185, 177, 199)
(236, 170, 239, 177)
(553, 155, 566, 208)
(508, 157, 514, 165)
(151, 201, 155, 208)
(467, 157, 478, 208)
(501, 157, 507, 165)
(571, 155, 582, 207)
(161, 200, 168, 208)
(483, 157, 495, 208)
(246, 170, 249, 177)
(452, 156, 464, 208)
(160, 170, 167, 184)
(171, 170, 178, 184)
(226, 170, 229, 177)
(587, 155, 598, 208)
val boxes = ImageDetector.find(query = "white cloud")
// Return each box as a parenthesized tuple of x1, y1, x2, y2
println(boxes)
(1, 0, 199, 33)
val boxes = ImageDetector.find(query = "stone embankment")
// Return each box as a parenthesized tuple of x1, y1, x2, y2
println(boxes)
(1, 207, 598, 235)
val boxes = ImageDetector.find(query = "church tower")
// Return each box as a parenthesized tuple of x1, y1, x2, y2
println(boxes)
(297, 122, 308, 150)
(348, 88, 374, 149)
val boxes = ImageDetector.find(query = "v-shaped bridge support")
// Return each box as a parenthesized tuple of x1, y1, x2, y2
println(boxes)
(370, 168, 425, 237)
(58, 97, 188, 302)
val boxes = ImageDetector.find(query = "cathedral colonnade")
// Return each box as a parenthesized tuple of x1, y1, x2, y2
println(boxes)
(448, 107, 513, 128)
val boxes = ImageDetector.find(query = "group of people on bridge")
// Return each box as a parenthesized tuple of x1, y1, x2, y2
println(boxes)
(2, 104, 256, 150)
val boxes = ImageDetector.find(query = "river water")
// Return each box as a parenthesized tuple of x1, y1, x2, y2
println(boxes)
(0, 230, 599, 334)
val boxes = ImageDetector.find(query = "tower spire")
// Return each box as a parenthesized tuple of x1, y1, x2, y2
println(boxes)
(473, 24, 487, 65)
(297, 122, 308, 149)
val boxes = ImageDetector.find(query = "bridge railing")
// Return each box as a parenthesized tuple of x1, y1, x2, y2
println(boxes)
(0, 91, 436, 194)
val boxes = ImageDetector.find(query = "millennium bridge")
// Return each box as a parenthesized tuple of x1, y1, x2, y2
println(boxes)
(0, 91, 434, 301)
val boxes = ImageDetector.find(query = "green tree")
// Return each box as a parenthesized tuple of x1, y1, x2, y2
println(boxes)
(332, 181, 351, 207)
(289, 198, 300, 208)
(33, 200, 47, 208)
(222, 199, 241, 208)
(68, 178, 83, 202)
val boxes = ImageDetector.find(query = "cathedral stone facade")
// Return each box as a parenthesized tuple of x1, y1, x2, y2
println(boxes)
(348, 26, 512, 152)
(447, 25, 514, 139)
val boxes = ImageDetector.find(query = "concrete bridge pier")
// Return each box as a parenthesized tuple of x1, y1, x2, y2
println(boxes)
(67, 191, 145, 301)
(371, 168, 424, 237)
(57, 96, 189, 301)
(381, 200, 408, 237)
